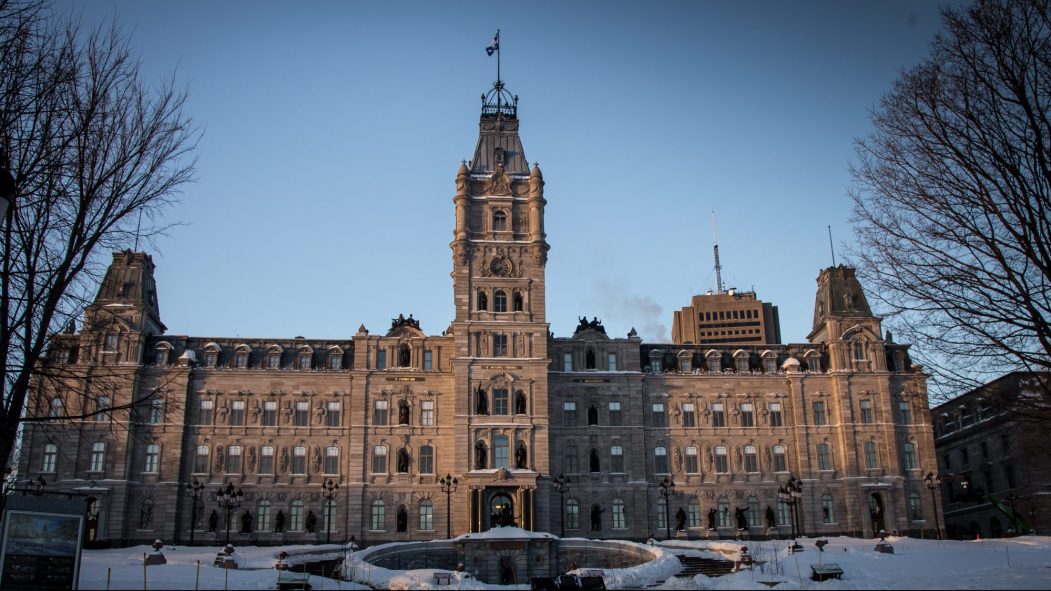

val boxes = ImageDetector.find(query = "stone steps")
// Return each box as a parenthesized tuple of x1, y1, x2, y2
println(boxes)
(674, 554, 736, 578)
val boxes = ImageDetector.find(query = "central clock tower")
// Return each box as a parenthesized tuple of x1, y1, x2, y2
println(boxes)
(449, 79, 551, 532)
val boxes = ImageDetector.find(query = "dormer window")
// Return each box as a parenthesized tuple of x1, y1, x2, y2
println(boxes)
(154, 343, 172, 366)
(762, 351, 777, 373)
(328, 347, 343, 370)
(492, 210, 507, 232)
(297, 347, 312, 370)
(734, 351, 749, 373)
(104, 333, 119, 352)
(203, 343, 221, 368)
(233, 345, 250, 369)
(266, 347, 282, 369)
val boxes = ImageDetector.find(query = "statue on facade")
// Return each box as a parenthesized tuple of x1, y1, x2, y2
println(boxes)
(675, 508, 686, 531)
(274, 510, 285, 533)
(707, 508, 717, 530)
(208, 510, 219, 533)
(765, 506, 776, 529)
(241, 510, 252, 533)
(305, 511, 317, 533)
(736, 508, 748, 530)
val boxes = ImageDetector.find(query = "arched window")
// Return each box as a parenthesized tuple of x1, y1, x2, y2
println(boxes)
(513, 291, 524, 312)
(610, 445, 624, 473)
(492, 210, 507, 231)
(371, 446, 387, 473)
(475, 441, 488, 469)
(89, 442, 106, 472)
(42, 444, 58, 473)
(290, 500, 305, 531)
(477, 290, 488, 311)
(49, 396, 64, 417)
(587, 405, 598, 426)
(398, 399, 410, 424)
(748, 496, 761, 526)
(744, 446, 758, 472)
(822, 493, 835, 523)
(816, 443, 832, 470)
(258, 500, 272, 531)
(612, 499, 626, 529)
(566, 499, 580, 530)
(585, 349, 596, 370)
(419, 499, 434, 530)
(654, 447, 669, 474)
(323, 499, 337, 536)
(903, 442, 917, 470)
(864, 441, 879, 469)
(494, 290, 507, 313)
(370, 499, 385, 531)
(717, 496, 730, 528)
(324, 447, 339, 474)
(908, 491, 923, 521)
(419, 446, 434, 474)
(396, 448, 410, 473)
(589, 448, 600, 473)
(687, 498, 701, 528)
(139, 499, 154, 530)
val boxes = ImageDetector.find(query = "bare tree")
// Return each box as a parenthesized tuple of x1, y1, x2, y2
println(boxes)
(850, 0, 1051, 411)
(0, 0, 197, 473)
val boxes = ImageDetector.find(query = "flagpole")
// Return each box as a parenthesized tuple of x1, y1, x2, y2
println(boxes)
(496, 28, 501, 85)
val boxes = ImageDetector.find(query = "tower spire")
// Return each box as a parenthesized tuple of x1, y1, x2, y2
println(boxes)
(712, 210, 724, 294)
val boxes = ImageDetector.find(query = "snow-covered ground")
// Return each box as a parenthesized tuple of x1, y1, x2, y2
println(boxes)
(77, 535, 1051, 590)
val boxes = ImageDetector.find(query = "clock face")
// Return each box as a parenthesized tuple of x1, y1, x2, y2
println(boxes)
(490, 257, 512, 277)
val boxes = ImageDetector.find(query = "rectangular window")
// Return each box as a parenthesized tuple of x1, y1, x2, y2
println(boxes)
(423, 350, 433, 370)
(198, 400, 213, 425)
(42, 445, 58, 473)
(372, 447, 387, 474)
(493, 436, 510, 469)
(607, 353, 617, 371)
(262, 401, 278, 426)
(229, 400, 244, 426)
(329, 354, 342, 370)
(712, 403, 725, 427)
(612, 502, 625, 529)
(903, 443, 917, 470)
(298, 355, 311, 370)
(564, 448, 578, 474)
(563, 352, 573, 371)
(419, 446, 434, 474)
(651, 403, 666, 427)
(420, 400, 435, 426)
(493, 334, 508, 356)
(373, 400, 389, 425)
(94, 396, 111, 422)
(961, 447, 970, 466)
(420, 501, 433, 530)
(608, 401, 622, 426)
(682, 403, 696, 427)
(370, 503, 384, 531)
(813, 401, 827, 426)
(654, 447, 669, 474)
(898, 402, 912, 425)
(769, 402, 782, 427)
(865, 442, 879, 469)
(376, 350, 386, 369)
(259, 446, 274, 474)
(562, 402, 577, 427)
(1005, 464, 1016, 489)
(744, 448, 758, 473)
(740, 403, 754, 427)
(144, 444, 159, 473)
(860, 399, 873, 424)
(326, 401, 340, 427)
(493, 389, 509, 415)
(294, 401, 309, 426)
(292, 447, 306, 475)
(227, 446, 242, 473)
(684, 447, 699, 473)
(194, 446, 209, 474)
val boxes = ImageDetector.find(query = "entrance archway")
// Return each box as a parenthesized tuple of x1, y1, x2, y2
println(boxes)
(489, 493, 515, 528)
(868, 492, 886, 534)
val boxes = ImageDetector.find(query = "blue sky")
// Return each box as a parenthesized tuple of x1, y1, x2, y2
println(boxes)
(63, 0, 950, 344)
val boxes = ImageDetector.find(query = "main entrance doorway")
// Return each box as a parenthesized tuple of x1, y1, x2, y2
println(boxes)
(489, 493, 515, 527)
(869, 492, 886, 534)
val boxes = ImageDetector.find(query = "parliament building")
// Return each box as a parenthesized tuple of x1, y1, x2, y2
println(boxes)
(19, 78, 939, 546)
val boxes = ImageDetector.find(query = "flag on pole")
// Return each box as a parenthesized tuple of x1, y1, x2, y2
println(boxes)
(486, 30, 500, 56)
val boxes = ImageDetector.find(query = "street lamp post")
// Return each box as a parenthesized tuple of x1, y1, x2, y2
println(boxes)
(552, 474, 570, 538)
(658, 476, 675, 540)
(322, 479, 339, 544)
(186, 479, 206, 546)
(789, 477, 803, 538)
(215, 483, 243, 546)
(924, 471, 943, 540)
(777, 485, 791, 539)
(439, 474, 459, 540)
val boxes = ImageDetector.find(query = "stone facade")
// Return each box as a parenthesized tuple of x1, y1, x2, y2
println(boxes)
(18, 80, 937, 546)
(932, 372, 1050, 538)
